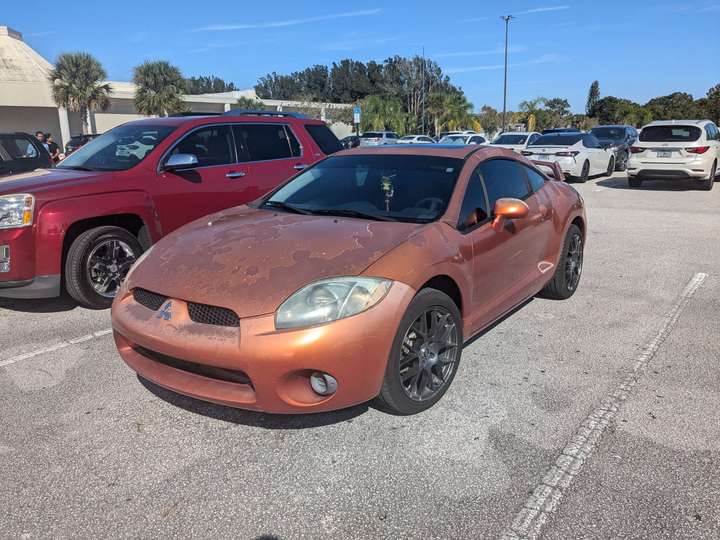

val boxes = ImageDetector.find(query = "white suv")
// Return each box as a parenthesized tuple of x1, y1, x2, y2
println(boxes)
(628, 120, 719, 190)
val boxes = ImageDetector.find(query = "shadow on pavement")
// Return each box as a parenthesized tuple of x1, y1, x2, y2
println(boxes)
(0, 294, 78, 313)
(139, 376, 370, 428)
(595, 177, 713, 191)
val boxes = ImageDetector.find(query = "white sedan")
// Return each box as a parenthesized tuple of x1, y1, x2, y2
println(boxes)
(438, 134, 487, 145)
(522, 132, 614, 182)
(397, 135, 436, 144)
(491, 131, 541, 153)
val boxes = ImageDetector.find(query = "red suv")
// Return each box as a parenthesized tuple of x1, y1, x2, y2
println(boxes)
(0, 111, 342, 308)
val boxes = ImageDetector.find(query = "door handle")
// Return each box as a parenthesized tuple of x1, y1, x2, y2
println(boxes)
(226, 171, 246, 178)
(293, 164, 307, 170)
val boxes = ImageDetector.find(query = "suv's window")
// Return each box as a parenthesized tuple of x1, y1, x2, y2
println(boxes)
(523, 165, 546, 192)
(704, 124, 718, 141)
(58, 124, 175, 171)
(305, 124, 342, 154)
(639, 125, 702, 142)
(234, 124, 295, 161)
(285, 126, 302, 157)
(0, 136, 38, 159)
(477, 159, 530, 211)
(172, 125, 234, 167)
(386, 133, 398, 139)
(458, 169, 489, 230)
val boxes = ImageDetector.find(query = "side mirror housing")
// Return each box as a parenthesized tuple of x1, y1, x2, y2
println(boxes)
(164, 153, 198, 171)
(493, 198, 529, 226)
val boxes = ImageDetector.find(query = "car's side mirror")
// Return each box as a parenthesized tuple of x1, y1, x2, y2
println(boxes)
(493, 198, 529, 226)
(164, 153, 198, 171)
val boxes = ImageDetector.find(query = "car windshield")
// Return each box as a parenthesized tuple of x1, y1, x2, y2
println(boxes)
(439, 135, 466, 144)
(591, 127, 625, 140)
(493, 134, 528, 144)
(639, 125, 701, 142)
(58, 124, 175, 171)
(361, 132, 382, 138)
(263, 154, 462, 223)
(531, 134, 583, 146)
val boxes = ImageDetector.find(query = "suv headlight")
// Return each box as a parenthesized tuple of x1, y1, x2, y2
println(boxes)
(276, 277, 392, 330)
(0, 194, 35, 229)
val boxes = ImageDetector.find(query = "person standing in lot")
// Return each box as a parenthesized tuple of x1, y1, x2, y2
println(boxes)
(46, 133, 60, 163)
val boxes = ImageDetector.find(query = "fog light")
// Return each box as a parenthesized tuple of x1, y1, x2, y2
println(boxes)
(0, 245, 9, 273)
(309, 371, 337, 396)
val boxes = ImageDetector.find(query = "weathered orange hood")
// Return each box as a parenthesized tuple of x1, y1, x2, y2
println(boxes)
(128, 205, 423, 317)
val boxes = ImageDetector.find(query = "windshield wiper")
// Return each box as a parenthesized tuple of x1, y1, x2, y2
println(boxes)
(309, 208, 397, 222)
(263, 200, 313, 215)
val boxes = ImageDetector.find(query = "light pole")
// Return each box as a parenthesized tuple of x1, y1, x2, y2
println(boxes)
(500, 15, 514, 133)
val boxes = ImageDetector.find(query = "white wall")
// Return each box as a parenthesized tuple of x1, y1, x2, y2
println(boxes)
(0, 106, 64, 146)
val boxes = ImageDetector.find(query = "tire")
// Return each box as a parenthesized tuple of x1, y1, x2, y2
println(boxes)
(698, 161, 716, 191)
(574, 160, 590, 183)
(539, 224, 584, 300)
(375, 288, 463, 415)
(616, 151, 628, 171)
(628, 177, 643, 188)
(606, 156, 615, 177)
(65, 226, 142, 309)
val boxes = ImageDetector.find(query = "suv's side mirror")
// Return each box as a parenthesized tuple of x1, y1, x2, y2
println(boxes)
(493, 198, 529, 226)
(164, 153, 198, 171)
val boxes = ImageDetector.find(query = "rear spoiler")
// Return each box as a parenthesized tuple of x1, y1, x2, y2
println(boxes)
(532, 160, 565, 182)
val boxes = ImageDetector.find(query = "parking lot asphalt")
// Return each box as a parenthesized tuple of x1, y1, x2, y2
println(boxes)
(1, 172, 719, 539)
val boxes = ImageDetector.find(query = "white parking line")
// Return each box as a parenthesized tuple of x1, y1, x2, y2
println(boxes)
(0, 328, 113, 368)
(501, 272, 708, 540)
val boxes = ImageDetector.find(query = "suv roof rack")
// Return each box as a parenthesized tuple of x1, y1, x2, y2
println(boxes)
(222, 109, 307, 119)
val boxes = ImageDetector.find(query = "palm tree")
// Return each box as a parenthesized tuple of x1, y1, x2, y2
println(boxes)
(360, 95, 407, 134)
(441, 93, 473, 131)
(48, 52, 111, 135)
(133, 61, 186, 116)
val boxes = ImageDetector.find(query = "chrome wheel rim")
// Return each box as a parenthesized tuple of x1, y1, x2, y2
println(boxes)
(565, 233, 583, 291)
(399, 307, 459, 401)
(86, 239, 136, 298)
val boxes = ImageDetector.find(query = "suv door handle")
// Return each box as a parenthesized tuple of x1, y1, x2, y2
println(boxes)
(293, 164, 307, 170)
(226, 171, 246, 178)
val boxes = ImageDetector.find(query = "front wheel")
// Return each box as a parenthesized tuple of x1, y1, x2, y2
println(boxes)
(616, 151, 628, 171)
(539, 224, 584, 300)
(606, 156, 615, 177)
(65, 226, 142, 309)
(375, 288, 463, 415)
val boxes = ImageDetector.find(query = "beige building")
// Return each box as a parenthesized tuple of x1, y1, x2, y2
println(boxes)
(0, 25, 352, 148)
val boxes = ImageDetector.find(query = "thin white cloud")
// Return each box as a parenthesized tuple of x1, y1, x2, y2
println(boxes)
(320, 35, 403, 52)
(515, 5, 570, 15)
(699, 3, 720, 11)
(434, 45, 526, 58)
(445, 53, 563, 74)
(461, 17, 489, 22)
(191, 9, 382, 32)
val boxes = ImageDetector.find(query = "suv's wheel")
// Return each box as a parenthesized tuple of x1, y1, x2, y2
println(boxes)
(375, 288, 463, 415)
(606, 156, 615, 177)
(574, 160, 590, 183)
(628, 177, 643, 188)
(65, 226, 142, 309)
(539, 224, 584, 300)
(616, 151, 628, 171)
(698, 161, 716, 191)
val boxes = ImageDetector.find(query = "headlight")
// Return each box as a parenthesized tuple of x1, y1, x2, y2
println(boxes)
(276, 276, 392, 329)
(0, 194, 35, 229)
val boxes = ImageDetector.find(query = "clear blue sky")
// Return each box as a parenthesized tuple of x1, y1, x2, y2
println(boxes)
(7, 0, 720, 112)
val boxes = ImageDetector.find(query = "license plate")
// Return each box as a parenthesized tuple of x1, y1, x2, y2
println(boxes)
(657, 150, 672, 158)
(538, 154, 550, 160)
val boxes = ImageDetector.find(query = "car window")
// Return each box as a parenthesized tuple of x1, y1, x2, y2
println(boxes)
(458, 169, 489, 230)
(528, 133, 540, 144)
(172, 125, 234, 167)
(305, 124, 342, 154)
(234, 124, 294, 162)
(0, 136, 38, 159)
(639, 125, 701, 142)
(421, 137, 434, 143)
(387, 133, 398, 139)
(477, 159, 530, 211)
(285, 126, 301, 157)
(531, 134, 582, 146)
(582, 134, 600, 148)
(523, 165, 546, 192)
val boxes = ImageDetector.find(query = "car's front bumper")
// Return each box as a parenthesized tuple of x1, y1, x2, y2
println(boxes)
(0, 228, 60, 299)
(111, 281, 416, 414)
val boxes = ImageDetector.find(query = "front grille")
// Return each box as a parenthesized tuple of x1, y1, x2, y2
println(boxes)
(133, 288, 168, 311)
(133, 345, 251, 385)
(187, 302, 240, 327)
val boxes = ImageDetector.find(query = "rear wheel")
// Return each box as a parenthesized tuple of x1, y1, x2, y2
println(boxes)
(628, 177, 643, 188)
(375, 288, 462, 415)
(698, 161, 716, 191)
(616, 151, 628, 171)
(574, 160, 590, 183)
(539, 224, 584, 300)
(606, 156, 615, 177)
(65, 226, 142, 309)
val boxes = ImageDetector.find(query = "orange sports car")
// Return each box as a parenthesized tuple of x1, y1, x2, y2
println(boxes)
(111, 145, 586, 415)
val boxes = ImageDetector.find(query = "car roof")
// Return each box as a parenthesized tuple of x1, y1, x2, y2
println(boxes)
(334, 144, 505, 159)
(644, 119, 713, 127)
(122, 114, 326, 128)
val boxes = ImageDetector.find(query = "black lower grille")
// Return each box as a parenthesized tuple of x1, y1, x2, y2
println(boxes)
(133, 345, 251, 385)
(188, 302, 240, 327)
(637, 169, 690, 179)
(133, 288, 168, 311)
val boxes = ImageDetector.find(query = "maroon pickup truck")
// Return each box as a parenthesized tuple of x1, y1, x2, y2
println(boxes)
(0, 111, 342, 308)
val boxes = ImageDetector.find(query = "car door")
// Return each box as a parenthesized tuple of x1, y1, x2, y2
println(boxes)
(231, 123, 310, 204)
(582, 134, 607, 174)
(461, 158, 545, 332)
(0, 134, 45, 174)
(155, 124, 239, 234)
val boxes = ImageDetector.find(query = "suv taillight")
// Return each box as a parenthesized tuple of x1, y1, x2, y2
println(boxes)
(685, 146, 709, 154)
(629, 146, 644, 154)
